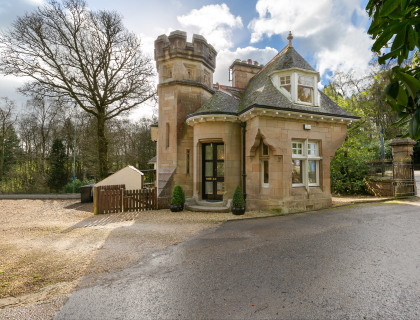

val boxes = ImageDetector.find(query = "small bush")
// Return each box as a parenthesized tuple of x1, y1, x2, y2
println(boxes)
(171, 185, 185, 205)
(232, 185, 245, 207)
(64, 178, 96, 193)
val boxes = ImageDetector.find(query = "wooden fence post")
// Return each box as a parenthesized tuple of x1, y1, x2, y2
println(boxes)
(93, 187, 98, 214)
(120, 188, 124, 213)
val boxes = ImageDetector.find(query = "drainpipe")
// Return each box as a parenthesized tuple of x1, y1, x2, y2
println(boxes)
(241, 121, 247, 200)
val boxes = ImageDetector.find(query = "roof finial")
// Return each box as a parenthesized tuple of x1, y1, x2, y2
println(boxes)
(287, 31, 293, 47)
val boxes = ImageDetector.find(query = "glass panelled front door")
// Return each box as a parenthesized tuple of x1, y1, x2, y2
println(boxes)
(202, 143, 224, 201)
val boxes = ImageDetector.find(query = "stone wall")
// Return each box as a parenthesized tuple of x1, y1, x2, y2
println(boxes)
(365, 179, 393, 197)
(244, 115, 348, 213)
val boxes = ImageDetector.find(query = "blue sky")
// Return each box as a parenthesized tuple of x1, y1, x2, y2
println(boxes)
(0, 0, 374, 117)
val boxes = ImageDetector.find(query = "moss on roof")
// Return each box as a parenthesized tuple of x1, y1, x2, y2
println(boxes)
(189, 90, 239, 116)
(186, 46, 358, 119)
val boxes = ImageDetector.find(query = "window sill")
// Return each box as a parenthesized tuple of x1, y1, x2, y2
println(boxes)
(297, 101, 315, 106)
(292, 183, 304, 187)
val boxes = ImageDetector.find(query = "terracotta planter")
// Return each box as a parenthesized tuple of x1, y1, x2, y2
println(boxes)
(231, 206, 245, 215)
(170, 204, 184, 212)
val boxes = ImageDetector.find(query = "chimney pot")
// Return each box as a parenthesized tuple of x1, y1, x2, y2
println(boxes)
(254, 61, 258, 65)
(247, 59, 252, 64)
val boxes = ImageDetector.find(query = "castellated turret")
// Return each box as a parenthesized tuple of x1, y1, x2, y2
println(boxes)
(154, 30, 217, 88)
(154, 31, 218, 207)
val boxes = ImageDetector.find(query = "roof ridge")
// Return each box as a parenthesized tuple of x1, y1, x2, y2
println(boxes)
(218, 86, 239, 100)
(255, 44, 290, 76)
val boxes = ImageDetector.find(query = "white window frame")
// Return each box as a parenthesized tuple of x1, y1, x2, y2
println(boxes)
(261, 160, 269, 188)
(270, 70, 320, 107)
(279, 74, 292, 99)
(292, 139, 321, 189)
(297, 75, 314, 105)
(260, 140, 270, 188)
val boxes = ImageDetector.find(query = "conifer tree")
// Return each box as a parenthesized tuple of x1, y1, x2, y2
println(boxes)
(47, 138, 68, 192)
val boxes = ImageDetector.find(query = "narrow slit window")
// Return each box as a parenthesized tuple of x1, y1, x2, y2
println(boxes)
(263, 161, 269, 184)
(166, 123, 170, 149)
(186, 149, 190, 175)
(262, 142, 269, 156)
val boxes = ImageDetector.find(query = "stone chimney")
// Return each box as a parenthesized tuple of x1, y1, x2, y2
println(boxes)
(229, 58, 263, 89)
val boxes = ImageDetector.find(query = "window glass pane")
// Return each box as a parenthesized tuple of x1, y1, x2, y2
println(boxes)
(282, 85, 291, 93)
(205, 181, 213, 194)
(298, 75, 312, 86)
(217, 182, 224, 195)
(292, 159, 303, 183)
(308, 160, 317, 184)
(292, 142, 302, 155)
(280, 76, 290, 84)
(205, 162, 213, 176)
(217, 145, 224, 160)
(217, 162, 224, 177)
(263, 161, 269, 184)
(280, 76, 291, 93)
(205, 145, 213, 160)
(308, 143, 317, 156)
(262, 143, 269, 156)
(298, 86, 312, 103)
(186, 149, 190, 174)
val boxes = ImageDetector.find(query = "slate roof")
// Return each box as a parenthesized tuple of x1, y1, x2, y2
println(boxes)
(186, 45, 359, 120)
(188, 88, 240, 117)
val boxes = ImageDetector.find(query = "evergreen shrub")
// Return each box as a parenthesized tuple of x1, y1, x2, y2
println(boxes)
(232, 185, 245, 207)
(171, 185, 185, 205)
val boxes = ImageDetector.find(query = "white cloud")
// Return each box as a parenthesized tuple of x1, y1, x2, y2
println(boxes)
(177, 3, 243, 51)
(0, 75, 29, 109)
(214, 46, 278, 85)
(248, 0, 374, 80)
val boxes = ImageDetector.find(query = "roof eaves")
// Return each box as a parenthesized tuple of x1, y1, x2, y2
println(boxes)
(238, 103, 361, 120)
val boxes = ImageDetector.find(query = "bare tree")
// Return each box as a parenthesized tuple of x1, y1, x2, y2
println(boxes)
(24, 97, 64, 172)
(0, 0, 156, 178)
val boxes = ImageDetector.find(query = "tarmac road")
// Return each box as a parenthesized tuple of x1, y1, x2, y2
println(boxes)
(55, 200, 420, 319)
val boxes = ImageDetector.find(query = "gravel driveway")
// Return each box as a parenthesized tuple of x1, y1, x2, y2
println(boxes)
(0, 199, 277, 320)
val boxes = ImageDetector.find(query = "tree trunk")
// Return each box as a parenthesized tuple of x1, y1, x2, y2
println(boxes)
(97, 113, 109, 179)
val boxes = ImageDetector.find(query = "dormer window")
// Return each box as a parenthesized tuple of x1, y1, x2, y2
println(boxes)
(270, 70, 320, 107)
(280, 75, 291, 94)
(298, 75, 313, 103)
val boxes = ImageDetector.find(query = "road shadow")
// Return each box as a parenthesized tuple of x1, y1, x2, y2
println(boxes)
(61, 211, 146, 233)
(64, 202, 93, 213)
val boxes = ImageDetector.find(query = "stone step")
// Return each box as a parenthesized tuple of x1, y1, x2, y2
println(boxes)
(186, 205, 230, 213)
(195, 199, 226, 207)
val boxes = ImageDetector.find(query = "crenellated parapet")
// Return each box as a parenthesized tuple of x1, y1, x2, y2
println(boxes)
(154, 30, 217, 73)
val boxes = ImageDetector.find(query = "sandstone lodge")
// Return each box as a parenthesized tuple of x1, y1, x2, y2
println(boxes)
(151, 30, 359, 213)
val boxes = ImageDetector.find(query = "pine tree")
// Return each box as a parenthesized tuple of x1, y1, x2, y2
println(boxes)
(47, 138, 68, 192)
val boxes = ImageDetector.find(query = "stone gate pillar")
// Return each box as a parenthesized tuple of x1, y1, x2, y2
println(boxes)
(389, 137, 417, 197)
